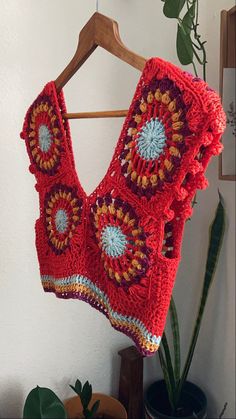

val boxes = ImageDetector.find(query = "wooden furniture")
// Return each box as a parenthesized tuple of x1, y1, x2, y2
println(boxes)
(219, 5, 236, 180)
(55, 12, 146, 119)
(118, 346, 144, 419)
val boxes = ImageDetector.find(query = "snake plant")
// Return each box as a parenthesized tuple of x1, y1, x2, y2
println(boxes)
(158, 193, 225, 414)
(157, 2, 225, 414)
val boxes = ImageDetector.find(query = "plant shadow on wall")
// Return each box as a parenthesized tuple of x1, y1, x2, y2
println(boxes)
(144, 1, 227, 418)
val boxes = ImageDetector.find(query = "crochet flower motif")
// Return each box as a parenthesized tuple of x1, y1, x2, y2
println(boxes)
(136, 118, 166, 160)
(26, 94, 63, 175)
(120, 76, 192, 199)
(100, 225, 128, 258)
(91, 194, 150, 288)
(44, 184, 83, 254)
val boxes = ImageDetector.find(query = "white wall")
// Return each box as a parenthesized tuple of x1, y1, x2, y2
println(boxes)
(0, 1, 234, 418)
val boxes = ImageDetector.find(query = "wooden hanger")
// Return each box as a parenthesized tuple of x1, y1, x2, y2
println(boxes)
(54, 12, 147, 119)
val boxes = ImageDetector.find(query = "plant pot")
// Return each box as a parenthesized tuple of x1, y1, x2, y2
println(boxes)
(64, 393, 127, 419)
(144, 380, 207, 419)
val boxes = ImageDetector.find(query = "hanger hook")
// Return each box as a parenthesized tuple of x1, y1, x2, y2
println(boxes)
(96, 0, 99, 12)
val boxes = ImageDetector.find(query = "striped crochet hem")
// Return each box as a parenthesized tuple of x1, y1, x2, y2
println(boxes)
(41, 274, 161, 356)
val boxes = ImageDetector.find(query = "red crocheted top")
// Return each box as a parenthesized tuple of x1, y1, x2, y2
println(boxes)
(20, 57, 226, 356)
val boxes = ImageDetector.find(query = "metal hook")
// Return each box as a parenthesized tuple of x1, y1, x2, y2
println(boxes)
(96, 0, 99, 12)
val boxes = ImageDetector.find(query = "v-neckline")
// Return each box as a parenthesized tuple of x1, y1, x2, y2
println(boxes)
(53, 57, 153, 202)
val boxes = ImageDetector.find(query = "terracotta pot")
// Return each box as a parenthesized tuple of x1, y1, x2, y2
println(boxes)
(64, 393, 127, 419)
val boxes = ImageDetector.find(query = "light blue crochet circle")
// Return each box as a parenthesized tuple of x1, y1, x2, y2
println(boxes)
(101, 225, 127, 258)
(55, 209, 68, 233)
(38, 124, 52, 152)
(136, 118, 167, 160)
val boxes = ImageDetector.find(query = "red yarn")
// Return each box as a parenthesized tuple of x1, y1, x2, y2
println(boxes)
(20, 57, 226, 356)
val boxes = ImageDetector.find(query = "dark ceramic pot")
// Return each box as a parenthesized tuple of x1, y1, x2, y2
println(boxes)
(144, 380, 207, 419)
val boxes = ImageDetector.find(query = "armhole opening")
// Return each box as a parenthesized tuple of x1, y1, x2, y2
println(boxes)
(161, 203, 185, 260)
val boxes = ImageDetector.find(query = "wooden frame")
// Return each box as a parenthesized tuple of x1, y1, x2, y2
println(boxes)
(219, 5, 236, 181)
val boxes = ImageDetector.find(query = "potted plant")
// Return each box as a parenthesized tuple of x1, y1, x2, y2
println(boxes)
(144, 5, 226, 417)
(65, 379, 127, 419)
(144, 191, 225, 418)
(23, 379, 127, 419)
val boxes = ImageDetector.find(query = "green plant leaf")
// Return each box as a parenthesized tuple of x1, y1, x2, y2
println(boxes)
(177, 24, 193, 65)
(182, 3, 196, 34)
(169, 297, 181, 383)
(69, 379, 82, 396)
(176, 192, 225, 402)
(23, 386, 67, 419)
(161, 333, 176, 407)
(83, 408, 92, 419)
(158, 347, 175, 411)
(75, 379, 82, 395)
(163, 0, 185, 18)
(158, 346, 174, 411)
(81, 381, 92, 409)
(90, 400, 100, 417)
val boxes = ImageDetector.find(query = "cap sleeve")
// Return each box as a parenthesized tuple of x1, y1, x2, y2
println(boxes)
(117, 57, 226, 208)
(20, 81, 69, 187)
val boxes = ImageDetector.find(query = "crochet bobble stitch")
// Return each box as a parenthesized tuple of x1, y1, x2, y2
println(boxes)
(20, 57, 226, 356)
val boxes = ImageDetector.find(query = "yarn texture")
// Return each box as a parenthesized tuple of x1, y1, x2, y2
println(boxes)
(20, 57, 226, 356)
